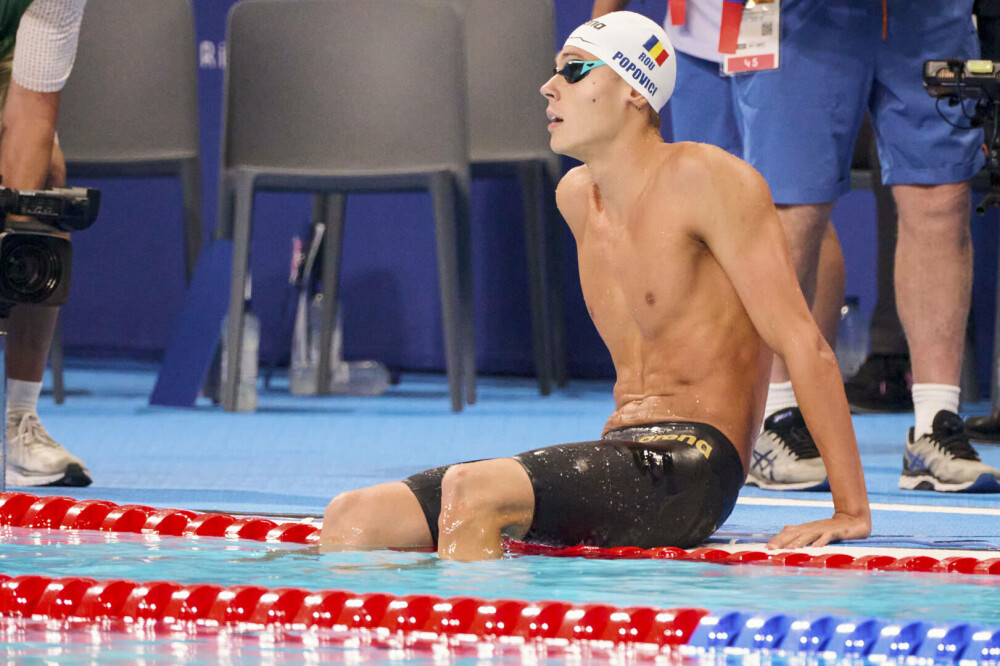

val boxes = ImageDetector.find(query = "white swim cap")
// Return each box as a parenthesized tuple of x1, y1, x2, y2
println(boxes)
(564, 11, 676, 113)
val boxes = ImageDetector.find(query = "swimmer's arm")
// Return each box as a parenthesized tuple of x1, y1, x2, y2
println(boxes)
(694, 156, 871, 548)
(592, 0, 630, 18)
(555, 166, 591, 240)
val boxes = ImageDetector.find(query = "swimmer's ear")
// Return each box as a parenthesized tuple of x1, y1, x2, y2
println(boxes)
(627, 86, 649, 111)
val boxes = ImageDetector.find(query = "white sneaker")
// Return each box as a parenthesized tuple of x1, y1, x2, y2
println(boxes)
(746, 408, 829, 491)
(5, 412, 92, 487)
(899, 410, 1000, 493)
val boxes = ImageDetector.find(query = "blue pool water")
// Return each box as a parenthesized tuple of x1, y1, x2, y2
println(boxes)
(1, 527, 999, 626)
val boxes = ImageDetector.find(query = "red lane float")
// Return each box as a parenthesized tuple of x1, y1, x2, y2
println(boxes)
(1, 492, 996, 576)
(142, 509, 196, 536)
(75, 579, 139, 619)
(100, 505, 155, 533)
(60, 500, 116, 530)
(16, 496, 77, 529)
(0, 573, 710, 651)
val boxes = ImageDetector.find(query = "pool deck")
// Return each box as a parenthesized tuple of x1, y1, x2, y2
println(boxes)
(15, 360, 1000, 556)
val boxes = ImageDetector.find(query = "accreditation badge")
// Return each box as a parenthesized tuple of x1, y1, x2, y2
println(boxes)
(721, 0, 780, 76)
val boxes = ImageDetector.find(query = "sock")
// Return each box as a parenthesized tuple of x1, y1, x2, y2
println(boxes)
(763, 381, 797, 422)
(7, 379, 42, 418)
(911, 383, 960, 440)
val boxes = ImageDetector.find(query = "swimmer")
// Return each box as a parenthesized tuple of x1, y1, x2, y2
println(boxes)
(320, 11, 871, 561)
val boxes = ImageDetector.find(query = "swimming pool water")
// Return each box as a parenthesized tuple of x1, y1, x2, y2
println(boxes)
(1, 526, 998, 626)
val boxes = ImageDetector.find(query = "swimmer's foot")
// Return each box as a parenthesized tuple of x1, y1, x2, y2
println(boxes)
(746, 407, 829, 491)
(844, 354, 913, 414)
(5, 412, 92, 487)
(899, 410, 1000, 493)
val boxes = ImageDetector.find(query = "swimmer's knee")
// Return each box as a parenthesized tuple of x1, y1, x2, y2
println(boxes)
(440, 460, 530, 520)
(440, 462, 495, 512)
(321, 488, 384, 546)
(323, 488, 377, 530)
(441, 463, 496, 520)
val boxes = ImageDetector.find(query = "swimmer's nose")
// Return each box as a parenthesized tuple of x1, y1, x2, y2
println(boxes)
(540, 74, 559, 101)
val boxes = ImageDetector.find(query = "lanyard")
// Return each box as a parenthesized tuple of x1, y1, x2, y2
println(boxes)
(719, 0, 746, 54)
(667, 0, 686, 25)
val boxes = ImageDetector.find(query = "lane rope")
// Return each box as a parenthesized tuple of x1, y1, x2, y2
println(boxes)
(1, 572, 997, 662)
(3, 492, 1000, 660)
(2, 491, 999, 574)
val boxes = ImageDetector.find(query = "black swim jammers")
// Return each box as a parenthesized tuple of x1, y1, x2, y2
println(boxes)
(401, 421, 745, 550)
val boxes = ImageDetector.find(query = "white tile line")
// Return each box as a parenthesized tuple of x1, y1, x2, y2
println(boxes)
(729, 497, 1000, 558)
(706, 542, 1000, 559)
(737, 496, 1000, 516)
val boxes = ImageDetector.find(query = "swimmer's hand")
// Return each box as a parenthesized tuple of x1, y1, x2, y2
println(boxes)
(765, 512, 872, 549)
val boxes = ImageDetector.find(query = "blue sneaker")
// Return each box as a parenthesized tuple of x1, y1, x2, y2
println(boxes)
(899, 410, 1000, 493)
(747, 408, 829, 491)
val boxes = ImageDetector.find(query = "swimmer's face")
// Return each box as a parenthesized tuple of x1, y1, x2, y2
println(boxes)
(540, 47, 635, 159)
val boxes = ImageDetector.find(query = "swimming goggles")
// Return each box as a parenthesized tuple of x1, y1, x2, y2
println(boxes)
(553, 60, 606, 84)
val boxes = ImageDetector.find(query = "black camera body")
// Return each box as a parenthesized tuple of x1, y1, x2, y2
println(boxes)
(0, 183, 99, 315)
(924, 59, 1000, 103)
(923, 59, 1000, 213)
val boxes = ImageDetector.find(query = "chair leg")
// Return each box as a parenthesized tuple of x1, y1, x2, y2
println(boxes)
(455, 174, 476, 405)
(49, 314, 65, 405)
(180, 158, 205, 285)
(518, 161, 553, 396)
(221, 177, 255, 412)
(431, 173, 465, 412)
(314, 193, 346, 396)
(543, 161, 568, 387)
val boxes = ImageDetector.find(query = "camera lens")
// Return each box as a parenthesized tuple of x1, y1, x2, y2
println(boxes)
(0, 237, 61, 303)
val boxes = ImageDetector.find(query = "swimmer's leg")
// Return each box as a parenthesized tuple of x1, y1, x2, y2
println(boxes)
(437, 458, 534, 561)
(320, 481, 433, 550)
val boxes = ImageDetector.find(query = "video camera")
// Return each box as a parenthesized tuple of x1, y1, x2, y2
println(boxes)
(0, 181, 99, 316)
(923, 59, 1000, 213)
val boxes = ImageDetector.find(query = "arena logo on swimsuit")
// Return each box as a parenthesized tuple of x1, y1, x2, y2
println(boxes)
(611, 51, 659, 97)
(637, 433, 713, 459)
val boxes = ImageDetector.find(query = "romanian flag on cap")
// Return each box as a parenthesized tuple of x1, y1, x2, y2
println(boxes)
(642, 35, 669, 66)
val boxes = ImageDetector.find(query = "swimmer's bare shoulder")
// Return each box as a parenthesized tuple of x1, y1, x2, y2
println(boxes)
(654, 141, 774, 234)
(555, 165, 593, 239)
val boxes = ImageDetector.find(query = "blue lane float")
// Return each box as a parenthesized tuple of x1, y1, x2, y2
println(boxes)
(686, 612, 997, 663)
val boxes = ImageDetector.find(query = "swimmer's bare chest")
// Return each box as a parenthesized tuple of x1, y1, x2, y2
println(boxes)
(577, 203, 720, 368)
(575, 198, 766, 457)
(578, 214, 698, 335)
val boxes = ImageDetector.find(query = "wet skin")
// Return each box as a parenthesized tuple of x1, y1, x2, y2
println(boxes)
(568, 150, 773, 471)
(543, 46, 870, 549)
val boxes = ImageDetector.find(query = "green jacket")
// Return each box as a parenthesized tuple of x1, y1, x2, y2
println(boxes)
(0, 0, 35, 61)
